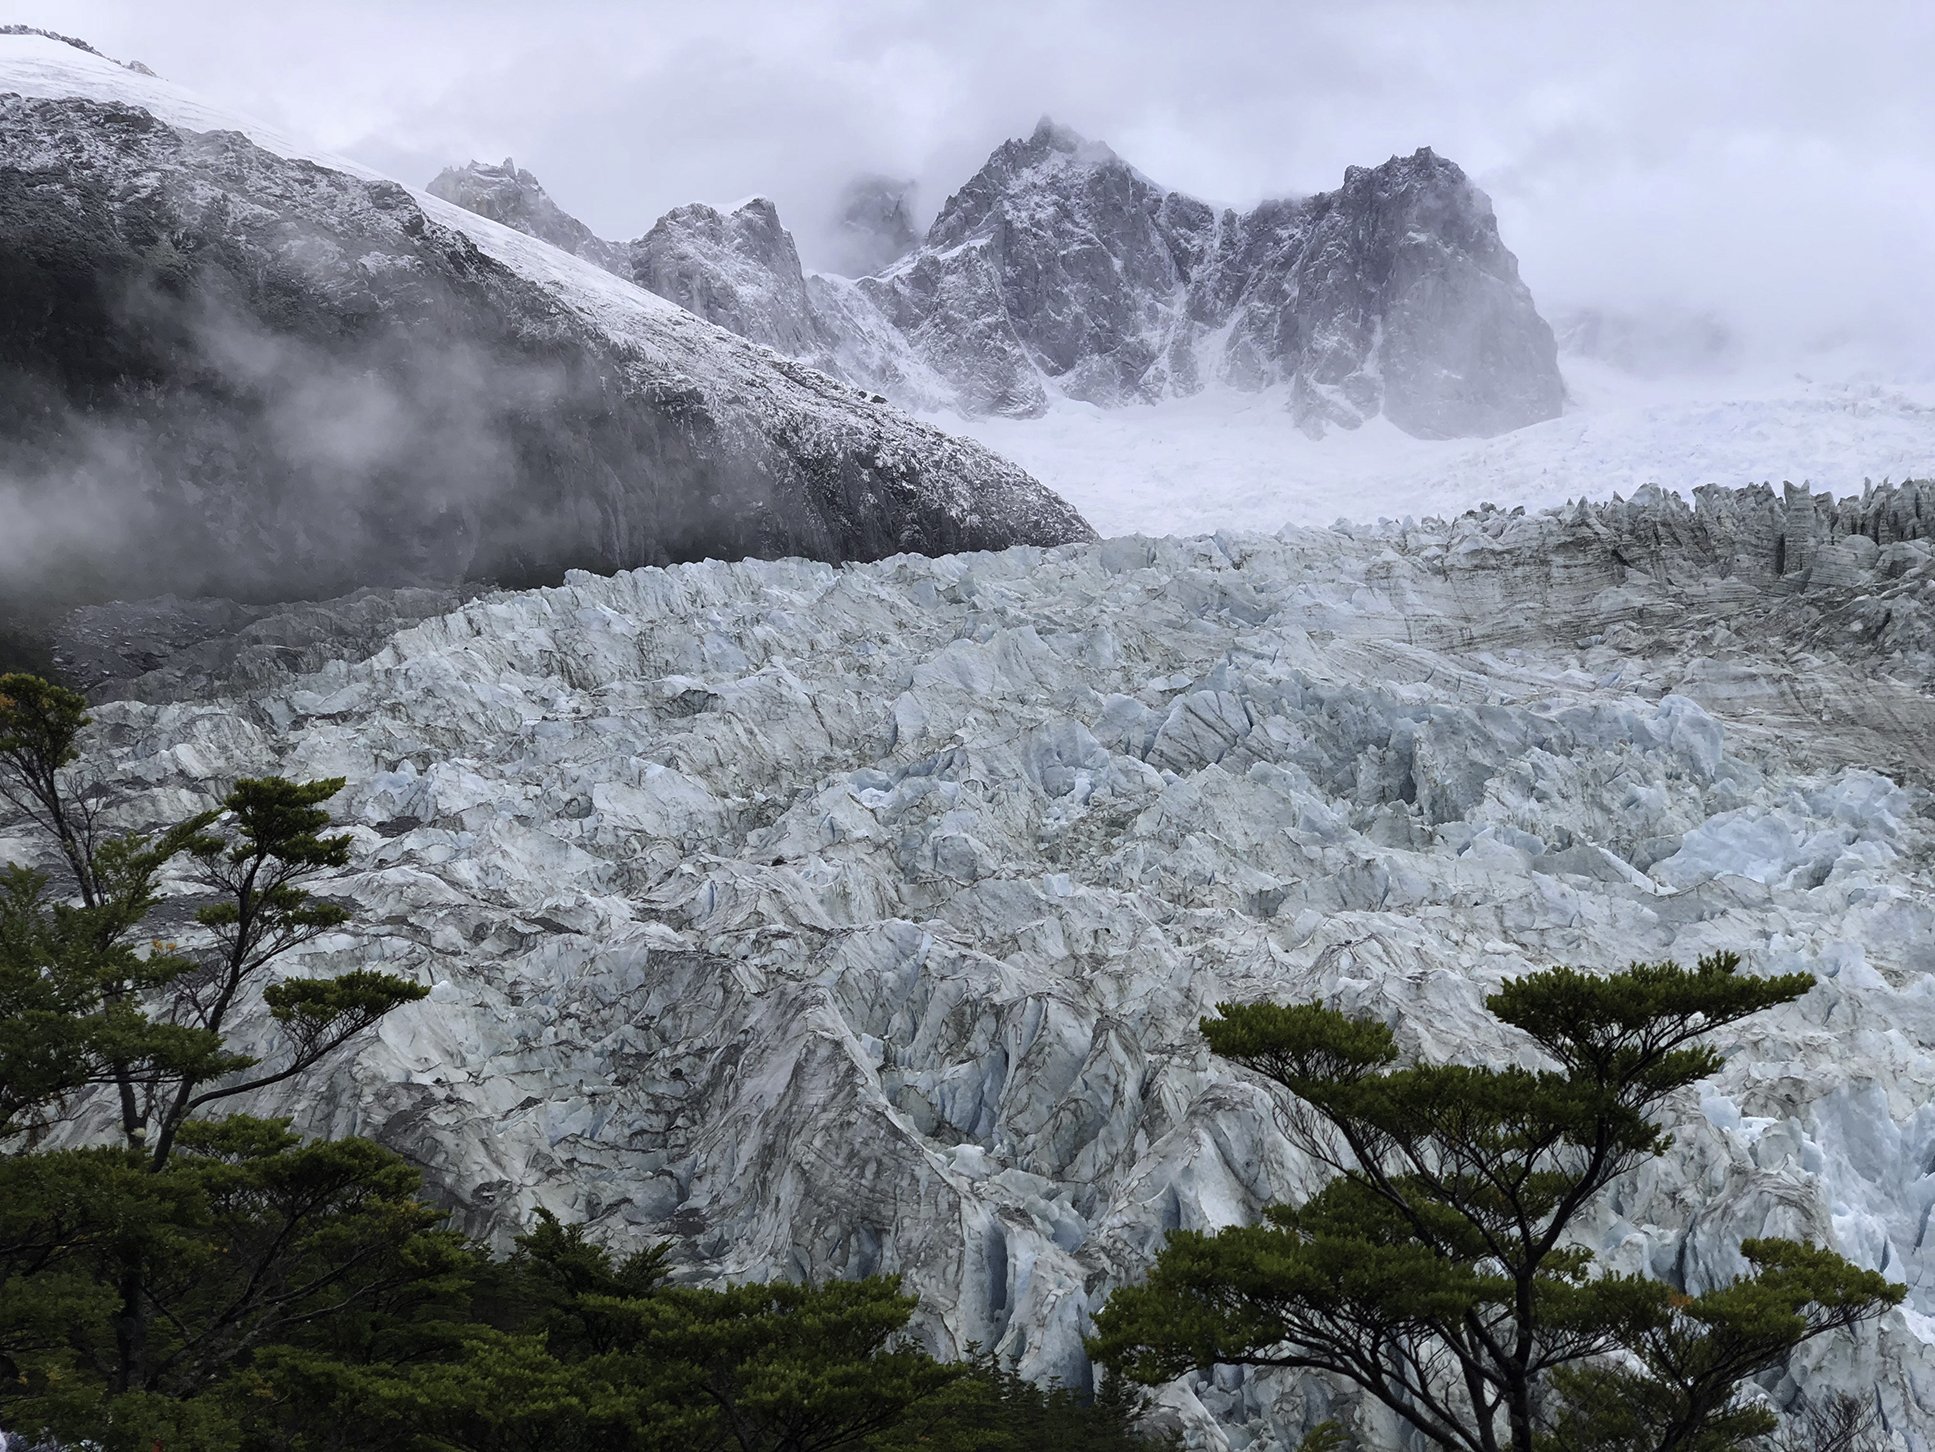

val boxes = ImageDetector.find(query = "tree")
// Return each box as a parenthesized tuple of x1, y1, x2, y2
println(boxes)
(246, 1215, 964, 1452)
(1087, 955, 1904, 1452)
(0, 672, 433, 1446)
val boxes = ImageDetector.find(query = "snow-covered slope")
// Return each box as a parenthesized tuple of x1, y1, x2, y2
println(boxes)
(29, 482, 1935, 1449)
(942, 370, 1935, 537)
(0, 33, 1090, 607)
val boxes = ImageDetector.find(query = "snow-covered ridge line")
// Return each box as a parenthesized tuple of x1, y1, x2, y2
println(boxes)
(429, 117, 1563, 437)
(0, 24, 153, 73)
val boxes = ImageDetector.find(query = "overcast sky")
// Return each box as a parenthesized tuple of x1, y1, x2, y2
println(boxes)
(30, 0, 1935, 367)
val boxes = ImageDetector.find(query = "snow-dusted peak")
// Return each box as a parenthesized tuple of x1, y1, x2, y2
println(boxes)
(823, 174, 919, 277)
(426, 157, 628, 274)
(628, 194, 831, 357)
(862, 122, 1560, 433)
(1024, 114, 1123, 166)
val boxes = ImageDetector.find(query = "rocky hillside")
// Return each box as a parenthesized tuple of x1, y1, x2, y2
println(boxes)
(629, 197, 835, 360)
(0, 35, 1091, 610)
(426, 156, 629, 274)
(24, 480, 1934, 1448)
(435, 120, 1563, 436)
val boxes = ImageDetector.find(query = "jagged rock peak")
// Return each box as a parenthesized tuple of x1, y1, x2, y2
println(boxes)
(629, 196, 832, 358)
(861, 122, 1562, 434)
(426, 157, 627, 274)
(1024, 114, 1121, 163)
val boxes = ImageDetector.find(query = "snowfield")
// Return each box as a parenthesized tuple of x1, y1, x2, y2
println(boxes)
(940, 363, 1935, 537)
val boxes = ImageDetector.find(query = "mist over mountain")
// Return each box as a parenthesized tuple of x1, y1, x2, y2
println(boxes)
(0, 34, 1089, 615)
(433, 119, 1561, 438)
(823, 173, 920, 277)
(4, 20, 1935, 1452)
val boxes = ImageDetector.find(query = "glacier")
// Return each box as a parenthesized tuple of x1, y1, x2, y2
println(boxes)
(23, 481, 1935, 1450)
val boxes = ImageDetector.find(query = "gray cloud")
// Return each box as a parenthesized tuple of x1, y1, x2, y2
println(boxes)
(32, 0, 1935, 367)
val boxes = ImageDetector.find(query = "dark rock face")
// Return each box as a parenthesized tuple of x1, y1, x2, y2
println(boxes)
(863, 122, 1563, 434)
(0, 95, 1092, 610)
(824, 174, 919, 277)
(860, 123, 1190, 417)
(426, 157, 629, 275)
(628, 198, 833, 359)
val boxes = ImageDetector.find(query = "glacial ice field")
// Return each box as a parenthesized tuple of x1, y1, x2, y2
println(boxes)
(17, 483, 1934, 1450)
(943, 363, 1935, 539)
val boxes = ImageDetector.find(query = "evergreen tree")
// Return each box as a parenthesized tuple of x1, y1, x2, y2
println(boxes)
(0, 673, 435, 1447)
(1087, 955, 1903, 1452)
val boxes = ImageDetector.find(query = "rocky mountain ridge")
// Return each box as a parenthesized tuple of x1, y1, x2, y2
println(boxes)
(426, 156, 629, 273)
(20, 481, 1933, 1449)
(432, 119, 1564, 436)
(0, 34, 1091, 612)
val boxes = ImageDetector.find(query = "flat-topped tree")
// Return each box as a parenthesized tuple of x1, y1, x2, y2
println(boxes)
(1088, 954, 1903, 1452)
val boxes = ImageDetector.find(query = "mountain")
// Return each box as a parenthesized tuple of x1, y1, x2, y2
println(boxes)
(628, 197, 835, 359)
(426, 157, 629, 274)
(432, 120, 1564, 437)
(0, 34, 1091, 610)
(36, 481, 1935, 1443)
(862, 120, 1563, 433)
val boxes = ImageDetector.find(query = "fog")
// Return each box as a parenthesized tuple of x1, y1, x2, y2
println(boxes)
(24, 0, 1935, 371)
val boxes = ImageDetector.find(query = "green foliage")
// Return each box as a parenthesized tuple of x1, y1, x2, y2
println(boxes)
(241, 1214, 1166, 1452)
(0, 674, 431, 1441)
(877, 1347, 1170, 1452)
(1090, 954, 1902, 1452)
(1292, 1425, 1351, 1452)
(1541, 1240, 1903, 1452)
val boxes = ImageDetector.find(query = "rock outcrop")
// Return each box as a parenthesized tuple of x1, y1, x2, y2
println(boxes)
(426, 157, 630, 274)
(628, 197, 835, 359)
(28, 482, 1935, 1449)
(0, 36, 1093, 611)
